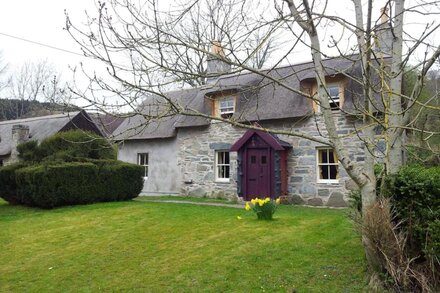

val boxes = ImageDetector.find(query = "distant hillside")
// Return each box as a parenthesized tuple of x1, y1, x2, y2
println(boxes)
(0, 99, 79, 121)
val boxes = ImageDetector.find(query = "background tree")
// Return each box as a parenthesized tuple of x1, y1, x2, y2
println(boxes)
(0, 60, 73, 120)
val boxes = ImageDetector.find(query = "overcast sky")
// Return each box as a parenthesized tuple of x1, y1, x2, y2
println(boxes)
(0, 0, 438, 96)
(0, 0, 99, 75)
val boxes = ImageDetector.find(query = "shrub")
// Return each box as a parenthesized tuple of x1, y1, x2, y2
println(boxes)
(382, 165, 440, 290)
(0, 163, 27, 204)
(245, 197, 280, 220)
(383, 166, 440, 258)
(17, 140, 43, 162)
(18, 130, 116, 163)
(359, 198, 432, 292)
(14, 161, 143, 209)
(97, 161, 144, 201)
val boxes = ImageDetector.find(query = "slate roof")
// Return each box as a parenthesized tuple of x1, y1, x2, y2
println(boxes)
(90, 113, 125, 137)
(114, 55, 375, 141)
(0, 111, 101, 156)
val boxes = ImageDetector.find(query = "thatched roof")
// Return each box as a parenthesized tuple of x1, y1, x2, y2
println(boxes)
(115, 55, 378, 141)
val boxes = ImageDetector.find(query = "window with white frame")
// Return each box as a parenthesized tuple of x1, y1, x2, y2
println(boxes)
(218, 97, 234, 118)
(138, 153, 149, 178)
(215, 151, 230, 182)
(326, 84, 340, 110)
(317, 148, 339, 182)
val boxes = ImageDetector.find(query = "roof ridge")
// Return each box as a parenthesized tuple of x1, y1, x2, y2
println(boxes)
(0, 111, 80, 125)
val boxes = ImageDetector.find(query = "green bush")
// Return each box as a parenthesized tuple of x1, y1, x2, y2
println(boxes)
(0, 163, 27, 204)
(406, 145, 440, 167)
(98, 161, 144, 201)
(17, 140, 42, 162)
(14, 161, 143, 209)
(18, 130, 116, 163)
(1, 130, 141, 208)
(383, 166, 440, 260)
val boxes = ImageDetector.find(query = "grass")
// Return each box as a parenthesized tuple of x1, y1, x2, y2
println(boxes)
(0, 198, 367, 292)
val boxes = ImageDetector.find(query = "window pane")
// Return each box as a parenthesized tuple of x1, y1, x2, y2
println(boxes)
(328, 150, 335, 163)
(329, 165, 338, 179)
(224, 152, 230, 164)
(138, 153, 148, 165)
(251, 155, 256, 164)
(320, 149, 328, 163)
(261, 155, 267, 164)
(328, 86, 339, 97)
(321, 165, 329, 179)
(218, 152, 224, 164)
(144, 166, 148, 177)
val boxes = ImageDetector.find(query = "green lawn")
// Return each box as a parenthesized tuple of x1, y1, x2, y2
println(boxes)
(0, 198, 367, 292)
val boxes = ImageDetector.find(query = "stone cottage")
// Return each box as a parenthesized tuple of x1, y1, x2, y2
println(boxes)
(113, 8, 394, 207)
(0, 110, 103, 166)
(114, 47, 387, 207)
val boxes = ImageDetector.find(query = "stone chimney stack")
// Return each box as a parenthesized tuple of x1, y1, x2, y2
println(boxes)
(374, 6, 393, 56)
(206, 41, 231, 84)
(9, 124, 30, 164)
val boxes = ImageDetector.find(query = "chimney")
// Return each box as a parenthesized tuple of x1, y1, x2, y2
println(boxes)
(374, 6, 392, 56)
(206, 41, 231, 84)
(9, 124, 30, 164)
(380, 7, 389, 24)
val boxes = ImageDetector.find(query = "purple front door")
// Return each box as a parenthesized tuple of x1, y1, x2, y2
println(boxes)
(246, 148, 271, 200)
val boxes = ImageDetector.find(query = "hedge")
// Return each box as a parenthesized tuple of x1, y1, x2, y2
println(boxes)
(384, 165, 440, 259)
(1, 160, 144, 209)
(0, 163, 27, 204)
(17, 129, 116, 163)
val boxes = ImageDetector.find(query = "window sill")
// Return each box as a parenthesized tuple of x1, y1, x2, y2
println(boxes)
(215, 179, 231, 183)
(317, 179, 339, 184)
(143, 177, 149, 180)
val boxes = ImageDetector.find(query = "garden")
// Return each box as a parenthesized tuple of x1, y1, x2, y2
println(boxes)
(0, 198, 367, 292)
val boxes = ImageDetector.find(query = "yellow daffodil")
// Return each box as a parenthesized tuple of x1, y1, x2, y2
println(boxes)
(245, 202, 251, 211)
(276, 198, 281, 204)
(258, 199, 264, 206)
(237, 216, 242, 220)
(251, 198, 257, 205)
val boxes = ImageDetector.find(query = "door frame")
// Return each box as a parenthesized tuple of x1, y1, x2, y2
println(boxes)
(242, 147, 274, 201)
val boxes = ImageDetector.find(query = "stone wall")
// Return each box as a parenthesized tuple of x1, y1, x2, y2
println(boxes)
(264, 113, 364, 207)
(176, 113, 364, 206)
(177, 122, 244, 200)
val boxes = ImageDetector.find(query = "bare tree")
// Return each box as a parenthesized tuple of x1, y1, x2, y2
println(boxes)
(1, 60, 72, 119)
(66, 0, 276, 88)
(0, 52, 10, 93)
(65, 0, 440, 202)
(64, 0, 440, 288)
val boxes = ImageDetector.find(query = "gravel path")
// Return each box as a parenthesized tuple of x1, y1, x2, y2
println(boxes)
(137, 199, 245, 209)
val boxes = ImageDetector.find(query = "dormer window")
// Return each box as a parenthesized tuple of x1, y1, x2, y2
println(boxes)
(310, 79, 345, 112)
(212, 95, 236, 119)
(219, 97, 234, 118)
(327, 85, 340, 110)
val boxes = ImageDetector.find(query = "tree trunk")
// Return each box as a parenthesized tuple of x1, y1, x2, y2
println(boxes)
(386, 0, 405, 175)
